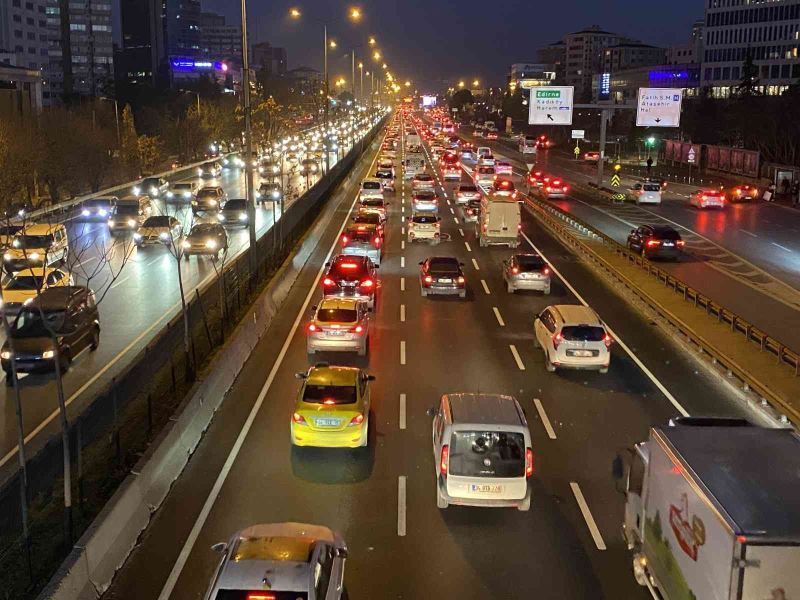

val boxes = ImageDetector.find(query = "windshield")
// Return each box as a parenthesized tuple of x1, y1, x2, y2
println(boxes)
(172, 184, 193, 191)
(113, 203, 139, 215)
(14, 235, 52, 249)
(516, 256, 547, 271)
(317, 308, 358, 322)
(428, 260, 458, 275)
(197, 189, 219, 199)
(83, 199, 113, 208)
(363, 181, 381, 190)
(6, 275, 43, 290)
(189, 224, 218, 236)
(561, 325, 606, 342)
(354, 214, 379, 225)
(413, 215, 438, 224)
(0, 226, 23, 237)
(302, 384, 357, 404)
(459, 186, 478, 193)
(142, 217, 171, 228)
(478, 167, 494, 175)
(12, 308, 66, 338)
(223, 200, 247, 210)
(448, 430, 525, 478)
(361, 199, 384, 207)
(643, 184, 661, 192)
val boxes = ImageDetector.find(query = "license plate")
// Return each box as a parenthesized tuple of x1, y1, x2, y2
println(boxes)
(316, 418, 341, 427)
(327, 329, 345, 336)
(438, 278, 452, 283)
(342, 282, 356, 287)
(470, 484, 503, 493)
(662, 241, 674, 246)
(573, 350, 593, 357)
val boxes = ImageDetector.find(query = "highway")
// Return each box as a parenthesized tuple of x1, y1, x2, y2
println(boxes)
(462, 132, 800, 350)
(104, 111, 754, 599)
(0, 119, 370, 479)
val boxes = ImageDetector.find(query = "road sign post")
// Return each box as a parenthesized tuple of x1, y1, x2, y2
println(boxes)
(529, 86, 574, 125)
(574, 145, 580, 160)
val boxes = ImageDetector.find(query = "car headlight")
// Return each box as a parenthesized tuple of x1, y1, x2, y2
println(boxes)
(127, 219, 137, 227)
(29, 252, 40, 260)
(198, 168, 203, 175)
(108, 220, 115, 227)
(23, 297, 33, 306)
(132, 186, 141, 195)
(181, 240, 191, 249)
(218, 212, 227, 221)
(82, 209, 90, 216)
(42, 350, 55, 359)
(0, 350, 11, 360)
(150, 187, 158, 195)
(99, 208, 107, 216)
(184, 191, 191, 198)
(210, 199, 217, 206)
(133, 233, 142, 241)
(239, 212, 248, 221)
(167, 191, 174, 198)
(272, 166, 279, 173)
(205, 239, 217, 249)
(272, 191, 279, 198)
(12, 239, 20, 248)
(159, 232, 169, 241)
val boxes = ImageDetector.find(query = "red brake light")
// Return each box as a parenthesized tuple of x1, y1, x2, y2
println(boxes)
(307, 322, 317, 332)
(676, 240, 686, 247)
(424, 275, 433, 284)
(553, 332, 563, 350)
(247, 595, 276, 600)
(349, 413, 365, 426)
(525, 448, 534, 477)
(701, 195, 707, 200)
(512, 267, 519, 274)
(357, 225, 366, 230)
(323, 277, 335, 286)
(646, 239, 660, 247)
(292, 412, 306, 424)
(354, 324, 364, 334)
(373, 236, 382, 247)
(360, 278, 374, 288)
(543, 267, 550, 275)
(341, 235, 349, 244)
(440, 444, 449, 476)
(340, 262, 359, 269)
(604, 334, 613, 348)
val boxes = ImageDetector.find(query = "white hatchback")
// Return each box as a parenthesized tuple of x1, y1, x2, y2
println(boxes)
(534, 304, 612, 373)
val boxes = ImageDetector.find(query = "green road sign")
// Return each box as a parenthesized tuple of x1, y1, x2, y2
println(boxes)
(535, 90, 561, 98)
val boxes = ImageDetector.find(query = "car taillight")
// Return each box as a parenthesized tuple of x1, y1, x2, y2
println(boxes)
(457, 276, 465, 285)
(354, 324, 364, 334)
(543, 267, 550, 275)
(701, 195, 707, 200)
(526, 448, 534, 477)
(646, 239, 660, 247)
(553, 332, 563, 350)
(341, 235, 349, 244)
(348, 413, 365, 426)
(440, 444, 449, 476)
(563, 185, 569, 191)
(307, 322, 317, 332)
(292, 412, 306, 424)
(545, 186, 552, 192)
(247, 594, 276, 600)
(720, 195, 726, 202)
(373, 236, 382, 247)
(676, 240, 686, 247)
(604, 334, 613, 348)
(360, 279, 374, 288)
(424, 275, 433, 285)
(323, 277, 335, 286)
(512, 267, 519, 274)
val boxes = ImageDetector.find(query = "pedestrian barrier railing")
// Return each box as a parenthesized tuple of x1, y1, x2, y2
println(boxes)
(522, 189, 800, 424)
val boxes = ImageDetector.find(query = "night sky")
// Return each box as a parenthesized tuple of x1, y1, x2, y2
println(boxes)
(199, 0, 702, 91)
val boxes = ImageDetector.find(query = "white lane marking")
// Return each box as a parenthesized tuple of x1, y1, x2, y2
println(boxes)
(459, 228, 465, 237)
(449, 207, 455, 215)
(533, 398, 557, 439)
(401, 240, 405, 250)
(570, 482, 607, 551)
(401, 206, 405, 215)
(471, 258, 480, 270)
(519, 231, 689, 417)
(401, 226, 405, 235)
(464, 241, 472, 252)
(156, 126, 387, 600)
(480, 279, 491, 295)
(400, 256, 405, 268)
(453, 216, 459, 224)
(400, 304, 406, 322)
(400, 276, 405, 291)
(772, 242, 793, 253)
(493, 306, 506, 327)
(509, 344, 525, 370)
(398, 476, 407, 536)
(400, 340, 406, 365)
(739, 229, 758, 237)
(399, 393, 407, 430)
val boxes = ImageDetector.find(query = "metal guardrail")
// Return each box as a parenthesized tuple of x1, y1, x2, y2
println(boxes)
(522, 190, 800, 423)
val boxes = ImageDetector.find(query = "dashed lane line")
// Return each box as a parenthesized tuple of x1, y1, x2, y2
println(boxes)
(533, 398, 557, 439)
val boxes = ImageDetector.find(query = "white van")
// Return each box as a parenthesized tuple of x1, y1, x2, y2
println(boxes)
(478, 195, 520, 248)
(631, 182, 662, 205)
(519, 135, 537, 154)
(476, 147, 495, 166)
(430, 393, 533, 511)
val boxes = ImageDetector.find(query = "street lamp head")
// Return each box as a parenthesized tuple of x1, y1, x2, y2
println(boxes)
(358, 62, 364, 69)
(349, 7, 362, 20)
(472, 79, 479, 87)
(368, 36, 376, 45)
(289, 7, 301, 18)
(458, 81, 465, 88)
(329, 39, 337, 49)
(382, 63, 387, 69)
(373, 51, 381, 60)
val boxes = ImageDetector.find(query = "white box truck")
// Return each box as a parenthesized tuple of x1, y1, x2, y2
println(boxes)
(614, 417, 800, 600)
(405, 132, 422, 152)
(477, 195, 520, 248)
(403, 153, 426, 180)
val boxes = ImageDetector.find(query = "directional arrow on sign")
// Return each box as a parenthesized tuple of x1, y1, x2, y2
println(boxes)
(546, 114, 554, 121)
(610, 173, 621, 187)
(655, 118, 661, 123)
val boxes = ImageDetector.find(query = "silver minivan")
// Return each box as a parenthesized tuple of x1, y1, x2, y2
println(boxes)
(430, 393, 534, 511)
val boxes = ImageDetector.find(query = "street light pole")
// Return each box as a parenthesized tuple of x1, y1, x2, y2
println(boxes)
(351, 50, 355, 98)
(240, 0, 257, 275)
(359, 63, 363, 106)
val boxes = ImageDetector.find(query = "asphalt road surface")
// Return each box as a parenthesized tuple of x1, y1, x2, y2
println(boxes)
(104, 112, 753, 600)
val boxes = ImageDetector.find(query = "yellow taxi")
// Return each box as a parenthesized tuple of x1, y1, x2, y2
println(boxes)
(290, 364, 373, 448)
(1, 267, 73, 316)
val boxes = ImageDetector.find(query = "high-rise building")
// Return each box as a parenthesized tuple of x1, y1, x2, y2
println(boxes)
(116, 0, 163, 86)
(507, 62, 557, 92)
(563, 26, 635, 100)
(46, 0, 114, 101)
(252, 41, 287, 77)
(0, 0, 49, 72)
(701, 0, 800, 96)
(666, 19, 705, 65)
(164, 0, 200, 58)
(536, 41, 566, 83)
(200, 11, 241, 59)
(600, 43, 666, 73)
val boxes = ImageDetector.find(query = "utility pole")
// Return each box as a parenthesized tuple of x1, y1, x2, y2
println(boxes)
(323, 25, 330, 173)
(240, 0, 257, 276)
(574, 103, 634, 187)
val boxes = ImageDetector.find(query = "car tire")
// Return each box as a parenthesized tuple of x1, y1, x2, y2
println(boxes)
(507, 282, 514, 294)
(359, 416, 369, 448)
(421, 289, 427, 297)
(436, 484, 449, 509)
(5, 373, 14, 387)
(599, 367, 609, 374)
(544, 350, 556, 372)
(90, 326, 100, 351)
(459, 290, 466, 299)
(518, 494, 531, 512)
(358, 337, 367, 357)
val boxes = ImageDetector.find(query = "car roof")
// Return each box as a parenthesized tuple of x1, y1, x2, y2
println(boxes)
(307, 365, 360, 386)
(11, 266, 62, 277)
(21, 223, 63, 235)
(647, 224, 679, 235)
(27, 285, 89, 309)
(318, 297, 362, 311)
(551, 304, 602, 326)
(445, 393, 525, 427)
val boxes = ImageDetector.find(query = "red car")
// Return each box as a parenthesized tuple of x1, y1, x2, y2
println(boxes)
(526, 171, 551, 189)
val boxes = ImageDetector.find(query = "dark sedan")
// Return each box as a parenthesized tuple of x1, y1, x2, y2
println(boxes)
(627, 224, 685, 260)
(182, 223, 228, 260)
(217, 198, 250, 227)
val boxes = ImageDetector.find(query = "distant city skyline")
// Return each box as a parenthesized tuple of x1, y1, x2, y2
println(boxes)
(198, 0, 700, 90)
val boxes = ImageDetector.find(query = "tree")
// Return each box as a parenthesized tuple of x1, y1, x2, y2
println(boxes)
(137, 134, 163, 175)
(449, 89, 474, 112)
(120, 104, 140, 177)
(501, 88, 526, 121)
(735, 51, 761, 97)
(73, 116, 114, 192)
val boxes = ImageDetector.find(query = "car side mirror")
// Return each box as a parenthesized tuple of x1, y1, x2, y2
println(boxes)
(324, 262, 330, 267)
(295, 372, 307, 380)
(335, 547, 348, 559)
(211, 542, 228, 554)
(630, 229, 636, 235)
(426, 407, 436, 417)
(367, 374, 376, 381)
(459, 262, 465, 266)
(418, 261, 423, 266)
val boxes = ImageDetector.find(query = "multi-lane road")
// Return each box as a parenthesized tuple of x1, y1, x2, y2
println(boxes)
(104, 111, 755, 599)
(470, 134, 800, 350)
(0, 131, 356, 478)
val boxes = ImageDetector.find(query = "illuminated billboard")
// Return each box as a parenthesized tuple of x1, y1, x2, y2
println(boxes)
(422, 95, 437, 107)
